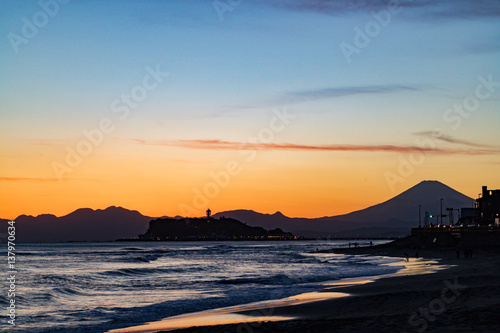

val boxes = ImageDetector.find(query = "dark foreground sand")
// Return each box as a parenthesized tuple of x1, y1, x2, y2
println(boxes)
(165, 245, 500, 333)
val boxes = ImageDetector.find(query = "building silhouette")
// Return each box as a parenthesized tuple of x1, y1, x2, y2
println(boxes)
(459, 207, 475, 226)
(476, 186, 500, 225)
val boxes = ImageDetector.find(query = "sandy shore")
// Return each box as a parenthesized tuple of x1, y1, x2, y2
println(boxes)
(162, 245, 500, 333)
(108, 242, 500, 333)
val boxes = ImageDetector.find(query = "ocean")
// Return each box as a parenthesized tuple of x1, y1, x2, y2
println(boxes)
(3, 240, 402, 332)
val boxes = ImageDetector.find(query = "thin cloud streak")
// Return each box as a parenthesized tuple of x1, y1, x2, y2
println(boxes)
(229, 84, 420, 111)
(264, 0, 500, 19)
(130, 139, 500, 156)
(0, 177, 60, 182)
(0, 177, 102, 183)
(279, 85, 418, 104)
(413, 131, 500, 149)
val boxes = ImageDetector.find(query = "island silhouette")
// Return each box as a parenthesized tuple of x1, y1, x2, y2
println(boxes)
(137, 215, 295, 241)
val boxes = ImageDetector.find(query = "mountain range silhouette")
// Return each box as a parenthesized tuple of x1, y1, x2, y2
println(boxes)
(1, 181, 475, 242)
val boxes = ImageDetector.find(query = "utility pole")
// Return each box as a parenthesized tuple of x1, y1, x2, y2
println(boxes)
(440, 198, 444, 226)
(446, 207, 454, 225)
(419, 205, 422, 228)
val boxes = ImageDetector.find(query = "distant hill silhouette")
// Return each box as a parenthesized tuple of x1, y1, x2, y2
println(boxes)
(0, 181, 476, 241)
(140, 217, 293, 241)
(0, 206, 152, 242)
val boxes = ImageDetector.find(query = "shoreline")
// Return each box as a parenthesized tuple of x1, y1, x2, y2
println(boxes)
(162, 246, 500, 333)
(107, 244, 470, 333)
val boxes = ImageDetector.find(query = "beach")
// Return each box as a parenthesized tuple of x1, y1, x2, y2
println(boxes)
(17, 240, 405, 333)
(155, 245, 500, 333)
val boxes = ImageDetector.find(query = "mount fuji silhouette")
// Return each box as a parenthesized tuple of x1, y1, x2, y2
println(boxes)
(213, 180, 475, 237)
(1, 181, 475, 242)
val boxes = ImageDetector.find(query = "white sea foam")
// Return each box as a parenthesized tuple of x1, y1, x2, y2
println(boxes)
(11, 240, 397, 332)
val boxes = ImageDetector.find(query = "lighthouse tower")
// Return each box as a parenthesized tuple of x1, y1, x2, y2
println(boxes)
(206, 208, 211, 220)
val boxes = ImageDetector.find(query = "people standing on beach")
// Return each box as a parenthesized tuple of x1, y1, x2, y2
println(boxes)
(370, 241, 373, 247)
(404, 253, 409, 262)
(464, 248, 473, 259)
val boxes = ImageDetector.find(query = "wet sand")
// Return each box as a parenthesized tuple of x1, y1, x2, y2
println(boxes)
(110, 244, 500, 333)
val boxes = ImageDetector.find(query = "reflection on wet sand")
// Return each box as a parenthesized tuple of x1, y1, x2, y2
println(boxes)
(107, 291, 350, 333)
(108, 257, 446, 333)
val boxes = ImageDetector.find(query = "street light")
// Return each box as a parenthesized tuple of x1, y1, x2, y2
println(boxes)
(440, 198, 444, 226)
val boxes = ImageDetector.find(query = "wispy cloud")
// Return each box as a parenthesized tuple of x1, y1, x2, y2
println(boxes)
(229, 84, 420, 111)
(167, 158, 214, 164)
(413, 131, 500, 149)
(264, 0, 500, 19)
(28, 139, 69, 146)
(130, 138, 500, 155)
(424, 0, 500, 19)
(0, 177, 60, 182)
(277, 85, 418, 104)
(463, 38, 500, 55)
(0, 176, 102, 183)
(262, 0, 420, 14)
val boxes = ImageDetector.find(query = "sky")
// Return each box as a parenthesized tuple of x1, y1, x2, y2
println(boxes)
(1, 0, 500, 219)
